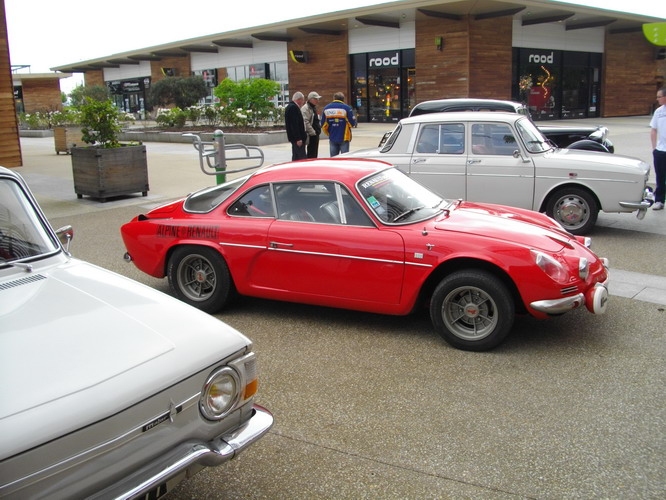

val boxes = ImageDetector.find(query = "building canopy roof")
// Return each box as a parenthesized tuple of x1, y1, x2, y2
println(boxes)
(51, 0, 665, 73)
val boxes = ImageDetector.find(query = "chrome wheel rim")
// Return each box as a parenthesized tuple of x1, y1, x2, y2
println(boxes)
(553, 194, 589, 230)
(441, 285, 498, 341)
(176, 253, 217, 302)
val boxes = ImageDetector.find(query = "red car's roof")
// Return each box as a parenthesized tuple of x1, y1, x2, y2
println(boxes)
(249, 158, 392, 185)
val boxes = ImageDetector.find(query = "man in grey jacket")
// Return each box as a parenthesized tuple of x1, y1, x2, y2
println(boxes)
(301, 92, 322, 158)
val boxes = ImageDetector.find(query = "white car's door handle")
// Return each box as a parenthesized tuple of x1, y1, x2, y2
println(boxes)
(413, 158, 427, 163)
(468, 159, 481, 164)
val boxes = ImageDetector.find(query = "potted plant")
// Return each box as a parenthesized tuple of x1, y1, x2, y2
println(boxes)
(71, 98, 148, 201)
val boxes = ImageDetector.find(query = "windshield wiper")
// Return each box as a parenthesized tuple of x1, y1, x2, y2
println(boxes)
(0, 258, 33, 272)
(392, 206, 426, 222)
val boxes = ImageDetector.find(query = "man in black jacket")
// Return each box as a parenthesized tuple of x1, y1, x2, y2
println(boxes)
(285, 92, 307, 161)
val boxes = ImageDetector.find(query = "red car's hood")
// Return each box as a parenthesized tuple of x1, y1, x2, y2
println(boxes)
(432, 201, 575, 251)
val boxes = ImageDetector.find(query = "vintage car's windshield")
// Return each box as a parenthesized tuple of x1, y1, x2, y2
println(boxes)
(515, 117, 552, 153)
(357, 168, 445, 224)
(0, 178, 59, 264)
(184, 175, 251, 213)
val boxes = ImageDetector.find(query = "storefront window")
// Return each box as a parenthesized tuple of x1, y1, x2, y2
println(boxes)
(351, 49, 415, 123)
(107, 78, 150, 114)
(514, 48, 602, 120)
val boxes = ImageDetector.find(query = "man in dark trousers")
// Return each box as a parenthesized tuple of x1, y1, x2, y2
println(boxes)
(285, 92, 307, 161)
(302, 91, 322, 158)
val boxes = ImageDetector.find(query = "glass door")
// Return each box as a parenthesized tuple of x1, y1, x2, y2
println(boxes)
(368, 67, 401, 122)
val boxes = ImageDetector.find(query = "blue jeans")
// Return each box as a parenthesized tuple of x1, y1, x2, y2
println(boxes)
(654, 149, 666, 203)
(329, 141, 350, 157)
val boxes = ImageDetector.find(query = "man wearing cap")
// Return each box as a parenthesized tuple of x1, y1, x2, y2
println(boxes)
(302, 91, 322, 158)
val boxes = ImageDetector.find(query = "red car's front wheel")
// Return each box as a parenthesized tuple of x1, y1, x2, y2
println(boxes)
(167, 246, 235, 313)
(430, 270, 514, 351)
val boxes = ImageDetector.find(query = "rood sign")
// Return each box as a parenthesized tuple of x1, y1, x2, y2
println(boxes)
(369, 52, 399, 67)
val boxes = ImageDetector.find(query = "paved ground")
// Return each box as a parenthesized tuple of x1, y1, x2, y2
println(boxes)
(12, 116, 666, 499)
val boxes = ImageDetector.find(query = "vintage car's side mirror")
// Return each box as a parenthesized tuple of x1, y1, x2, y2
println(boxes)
(55, 225, 74, 252)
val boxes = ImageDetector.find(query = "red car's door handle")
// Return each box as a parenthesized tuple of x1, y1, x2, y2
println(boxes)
(269, 241, 294, 248)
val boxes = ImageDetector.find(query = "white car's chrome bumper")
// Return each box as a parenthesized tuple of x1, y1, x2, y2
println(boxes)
(619, 187, 655, 220)
(92, 405, 273, 500)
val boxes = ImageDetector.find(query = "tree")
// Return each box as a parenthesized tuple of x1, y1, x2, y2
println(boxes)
(214, 78, 281, 126)
(68, 85, 110, 108)
(148, 76, 209, 109)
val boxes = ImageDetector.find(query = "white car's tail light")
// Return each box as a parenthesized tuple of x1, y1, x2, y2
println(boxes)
(200, 367, 240, 420)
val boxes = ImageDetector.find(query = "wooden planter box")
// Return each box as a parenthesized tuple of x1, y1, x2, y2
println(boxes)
(54, 127, 84, 154)
(71, 145, 149, 201)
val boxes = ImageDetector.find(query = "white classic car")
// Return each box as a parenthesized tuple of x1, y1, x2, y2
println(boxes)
(344, 112, 652, 234)
(0, 167, 273, 499)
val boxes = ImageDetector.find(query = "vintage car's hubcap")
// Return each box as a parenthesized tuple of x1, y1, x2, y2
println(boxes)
(178, 255, 216, 301)
(442, 286, 498, 341)
(556, 196, 587, 225)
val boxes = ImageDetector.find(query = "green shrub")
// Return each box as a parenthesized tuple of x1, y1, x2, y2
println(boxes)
(79, 98, 122, 148)
(149, 77, 209, 109)
(213, 78, 280, 127)
(155, 107, 187, 128)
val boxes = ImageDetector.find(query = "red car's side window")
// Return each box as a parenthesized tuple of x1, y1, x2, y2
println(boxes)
(228, 185, 275, 217)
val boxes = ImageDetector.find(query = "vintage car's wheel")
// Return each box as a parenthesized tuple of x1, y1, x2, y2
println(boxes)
(546, 187, 599, 235)
(430, 270, 514, 351)
(167, 246, 235, 313)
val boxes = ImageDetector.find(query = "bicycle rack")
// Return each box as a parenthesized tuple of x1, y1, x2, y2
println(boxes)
(183, 130, 265, 184)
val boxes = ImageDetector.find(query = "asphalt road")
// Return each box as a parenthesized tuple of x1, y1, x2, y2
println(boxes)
(15, 116, 666, 499)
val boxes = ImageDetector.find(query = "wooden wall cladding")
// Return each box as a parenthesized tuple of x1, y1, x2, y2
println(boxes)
(22, 79, 63, 113)
(287, 31, 350, 109)
(0, 0, 22, 167)
(415, 15, 470, 102)
(468, 17, 513, 100)
(603, 31, 660, 117)
(84, 70, 105, 87)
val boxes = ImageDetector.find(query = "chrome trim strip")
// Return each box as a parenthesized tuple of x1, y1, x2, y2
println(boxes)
(217, 241, 433, 268)
(266, 246, 432, 268)
(218, 242, 265, 250)
(535, 175, 638, 184)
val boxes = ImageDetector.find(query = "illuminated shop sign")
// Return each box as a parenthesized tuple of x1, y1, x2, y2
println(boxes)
(368, 51, 400, 68)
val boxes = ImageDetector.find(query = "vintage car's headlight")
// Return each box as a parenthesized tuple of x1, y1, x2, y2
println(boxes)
(531, 250, 568, 283)
(200, 367, 241, 420)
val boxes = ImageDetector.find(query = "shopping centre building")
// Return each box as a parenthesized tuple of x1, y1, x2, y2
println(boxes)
(45, 0, 665, 123)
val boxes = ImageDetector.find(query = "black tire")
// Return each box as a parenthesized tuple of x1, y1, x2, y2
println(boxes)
(545, 187, 598, 235)
(167, 245, 235, 313)
(430, 270, 514, 351)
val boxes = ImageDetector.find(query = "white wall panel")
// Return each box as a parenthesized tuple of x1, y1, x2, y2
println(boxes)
(349, 21, 415, 54)
(104, 61, 151, 80)
(191, 41, 288, 70)
(512, 20, 604, 53)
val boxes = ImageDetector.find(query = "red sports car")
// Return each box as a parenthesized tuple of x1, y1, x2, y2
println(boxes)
(121, 159, 609, 351)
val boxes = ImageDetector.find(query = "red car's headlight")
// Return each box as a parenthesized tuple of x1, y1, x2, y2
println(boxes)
(531, 250, 568, 283)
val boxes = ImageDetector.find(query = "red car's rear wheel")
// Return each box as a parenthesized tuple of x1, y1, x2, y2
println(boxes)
(167, 246, 235, 313)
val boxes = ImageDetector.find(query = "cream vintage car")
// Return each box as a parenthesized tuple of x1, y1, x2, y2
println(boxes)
(344, 111, 652, 234)
(0, 167, 273, 499)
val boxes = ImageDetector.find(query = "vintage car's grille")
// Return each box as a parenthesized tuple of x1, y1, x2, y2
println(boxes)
(560, 285, 579, 295)
(0, 273, 46, 291)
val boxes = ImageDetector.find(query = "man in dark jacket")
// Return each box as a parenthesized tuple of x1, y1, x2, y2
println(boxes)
(285, 92, 307, 161)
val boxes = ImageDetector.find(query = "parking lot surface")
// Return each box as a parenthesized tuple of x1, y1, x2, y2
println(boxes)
(14, 116, 666, 499)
